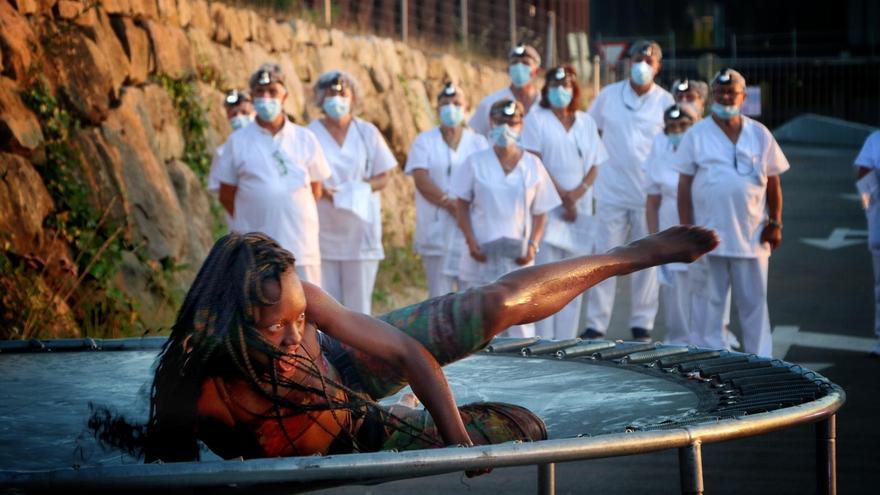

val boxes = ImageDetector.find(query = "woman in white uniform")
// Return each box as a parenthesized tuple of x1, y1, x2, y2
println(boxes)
(644, 104, 699, 345)
(308, 71, 397, 314)
(405, 83, 489, 297)
(520, 65, 608, 340)
(451, 99, 561, 338)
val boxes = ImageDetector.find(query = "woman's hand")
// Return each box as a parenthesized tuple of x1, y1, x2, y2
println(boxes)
(760, 223, 782, 250)
(466, 237, 487, 262)
(516, 242, 538, 265)
(561, 203, 578, 223)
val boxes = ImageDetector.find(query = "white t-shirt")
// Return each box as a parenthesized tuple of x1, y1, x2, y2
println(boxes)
(404, 127, 489, 256)
(855, 131, 880, 170)
(673, 116, 790, 258)
(450, 148, 561, 282)
(212, 120, 332, 266)
(588, 80, 674, 209)
(308, 118, 398, 261)
(468, 86, 542, 137)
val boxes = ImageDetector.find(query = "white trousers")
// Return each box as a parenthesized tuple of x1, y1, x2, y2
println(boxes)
(661, 269, 691, 345)
(534, 244, 582, 340)
(422, 255, 457, 298)
(295, 264, 321, 287)
(873, 253, 880, 346)
(321, 260, 380, 314)
(690, 255, 772, 357)
(586, 203, 659, 332)
(460, 279, 535, 338)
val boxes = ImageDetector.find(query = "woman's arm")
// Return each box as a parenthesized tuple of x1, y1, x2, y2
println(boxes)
(646, 194, 661, 234)
(310, 181, 323, 201)
(517, 213, 546, 265)
(302, 282, 473, 447)
(219, 183, 237, 216)
(366, 171, 390, 192)
(677, 174, 695, 225)
(412, 169, 456, 214)
(456, 198, 486, 262)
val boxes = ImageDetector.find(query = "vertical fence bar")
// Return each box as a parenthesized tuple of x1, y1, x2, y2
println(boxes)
(460, 0, 468, 50)
(816, 415, 837, 495)
(678, 441, 704, 495)
(544, 11, 556, 68)
(537, 463, 555, 495)
(400, 0, 408, 42)
(509, 0, 517, 46)
(324, 0, 331, 26)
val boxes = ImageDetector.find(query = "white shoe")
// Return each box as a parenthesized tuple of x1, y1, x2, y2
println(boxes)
(723, 329, 741, 350)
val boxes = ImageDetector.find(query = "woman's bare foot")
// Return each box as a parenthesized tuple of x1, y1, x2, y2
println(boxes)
(612, 226, 719, 267)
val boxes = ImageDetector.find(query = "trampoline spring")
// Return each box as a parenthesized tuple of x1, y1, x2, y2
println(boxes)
(595, 342, 658, 360)
(522, 338, 582, 356)
(715, 366, 790, 382)
(678, 355, 750, 372)
(737, 390, 819, 404)
(485, 336, 542, 353)
(623, 346, 690, 364)
(716, 397, 810, 413)
(735, 382, 822, 396)
(555, 341, 616, 359)
(700, 360, 773, 376)
(658, 350, 721, 367)
(730, 374, 806, 388)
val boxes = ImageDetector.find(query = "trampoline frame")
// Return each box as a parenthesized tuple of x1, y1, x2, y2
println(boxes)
(0, 338, 845, 495)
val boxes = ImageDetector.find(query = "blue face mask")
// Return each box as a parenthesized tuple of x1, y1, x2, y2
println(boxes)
(229, 114, 253, 131)
(489, 124, 520, 148)
(630, 61, 655, 86)
(509, 63, 533, 88)
(548, 86, 573, 109)
(711, 102, 740, 120)
(667, 132, 684, 147)
(254, 98, 282, 122)
(439, 104, 464, 127)
(323, 96, 351, 119)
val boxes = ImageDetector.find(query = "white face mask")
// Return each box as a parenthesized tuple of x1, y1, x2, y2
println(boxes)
(630, 61, 655, 85)
(229, 114, 254, 131)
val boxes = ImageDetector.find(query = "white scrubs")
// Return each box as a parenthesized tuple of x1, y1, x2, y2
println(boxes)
(586, 80, 674, 334)
(308, 118, 397, 314)
(451, 148, 561, 337)
(208, 141, 235, 232)
(643, 134, 692, 345)
(520, 106, 608, 340)
(405, 127, 489, 298)
(854, 130, 880, 354)
(212, 120, 331, 286)
(673, 116, 790, 357)
(468, 87, 541, 137)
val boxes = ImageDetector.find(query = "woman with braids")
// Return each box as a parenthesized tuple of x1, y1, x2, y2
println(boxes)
(141, 226, 718, 464)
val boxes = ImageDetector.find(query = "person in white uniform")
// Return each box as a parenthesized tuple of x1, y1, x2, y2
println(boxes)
(468, 44, 543, 137)
(854, 130, 880, 358)
(308, 71, 397, 315)
(675, 68, 789, 358)
(644, 104, 700, 345)
(672, 79, 709, 116)
(208, 89, 255, 231)
(520, 65, 608, 340)
(452, 99, 561, 338)
(584, 40, 674, 342)
(214, 64, 331, 286)
(405, 83, 489, 298)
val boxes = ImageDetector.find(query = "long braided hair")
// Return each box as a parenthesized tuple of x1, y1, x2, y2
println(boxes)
(134, 233, 441, 462)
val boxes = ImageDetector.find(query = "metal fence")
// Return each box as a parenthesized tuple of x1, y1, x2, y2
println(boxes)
(599, 56, 880, 129)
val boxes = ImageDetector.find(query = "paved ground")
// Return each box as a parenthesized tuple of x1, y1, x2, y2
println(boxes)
(314, 142, 880, 494)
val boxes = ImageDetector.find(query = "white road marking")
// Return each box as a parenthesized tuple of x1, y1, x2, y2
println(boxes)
(839, 193, 861, 202)
(773, 325, 875, 371)
(801, 228, 868, 250)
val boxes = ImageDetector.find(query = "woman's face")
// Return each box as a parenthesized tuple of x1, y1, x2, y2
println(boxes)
(253, 269, 308, 375)
(665, 119, 692, 135)
(437, 93, 465, 111)
(490, 114, 524, 132)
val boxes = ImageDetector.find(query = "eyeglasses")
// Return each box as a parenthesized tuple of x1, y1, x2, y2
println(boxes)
(272, 150, 289, 177)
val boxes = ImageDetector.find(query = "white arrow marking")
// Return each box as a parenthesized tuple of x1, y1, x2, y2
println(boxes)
(801, 228, 867, 250)
(839, 193, 862, 202)
(773, 325, 875, 371)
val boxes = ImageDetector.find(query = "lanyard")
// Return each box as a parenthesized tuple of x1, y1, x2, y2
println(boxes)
(620, 83, 647, 112)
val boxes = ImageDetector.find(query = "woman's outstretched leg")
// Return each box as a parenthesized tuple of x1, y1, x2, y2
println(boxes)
(480, 226, 718, 337)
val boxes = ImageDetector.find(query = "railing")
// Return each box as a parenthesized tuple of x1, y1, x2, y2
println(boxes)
(599, 56, 880, 129)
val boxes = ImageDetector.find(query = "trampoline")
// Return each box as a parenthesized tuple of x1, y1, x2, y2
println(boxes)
(0, 337, 844, 494)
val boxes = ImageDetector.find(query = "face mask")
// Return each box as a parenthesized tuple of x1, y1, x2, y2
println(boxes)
(547, 86, 573, 109)
(630, 61, 655, 86)
(711, 102, 740, 120)
(254, 98, 282, 122)
(439, 104, 464, 127)
(489, 124, 520, 147)
(509, 63, 533, 88)
(667, 132, 684, 147)
(322, 95, 351, 119)
(229, 114, 253, 131)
